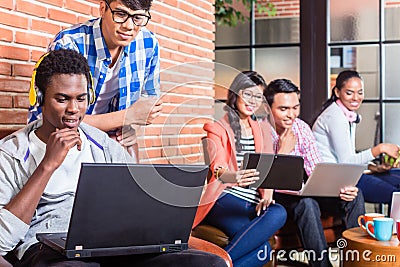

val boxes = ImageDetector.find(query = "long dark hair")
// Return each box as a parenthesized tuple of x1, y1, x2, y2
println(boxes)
(224, 71, 267, 152)
(313, 70, 363, 123)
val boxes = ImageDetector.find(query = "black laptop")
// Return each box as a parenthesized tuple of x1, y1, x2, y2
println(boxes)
(36, 163, 208, 258)
(241, 153, 304, 190)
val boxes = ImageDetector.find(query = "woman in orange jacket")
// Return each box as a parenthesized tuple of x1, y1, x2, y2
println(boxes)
(193, 71, 287, 267)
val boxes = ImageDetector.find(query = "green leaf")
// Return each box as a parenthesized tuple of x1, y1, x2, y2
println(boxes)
(215, 0, 276, 27)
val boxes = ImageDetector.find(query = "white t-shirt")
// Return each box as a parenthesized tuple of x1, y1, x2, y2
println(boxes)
(28, 130, 95, 198)
(92, 52, 123, 114)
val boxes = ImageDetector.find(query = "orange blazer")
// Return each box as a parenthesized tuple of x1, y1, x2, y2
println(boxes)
(192, 114, 273, 228)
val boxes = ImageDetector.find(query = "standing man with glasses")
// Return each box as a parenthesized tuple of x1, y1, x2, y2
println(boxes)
(28, 0, 162, 155)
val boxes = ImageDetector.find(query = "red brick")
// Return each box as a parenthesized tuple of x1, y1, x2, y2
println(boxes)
(168, 157, 185, 164)
(77, 15, 91, 24)
(161, 94, 191, 104)
(179, 136, 201, 146)
(187, 35, 201, 46)
(0, 109, 28, 124)
(164, 116, 187, 124)
(167, 137, 179, 146)
(142, 126, 162, 136)
(142, 158, 169, 164)
(192, 27, 214, 40)
(48, 8, 77, 24)
(37, 0, 63, 7)
(197, 98, 213, 106)
(140, 148, 162, 159)
(13, 94, 29, 108)
(0, 94, 13, 108)
(164, 0, 178, 7)
(65, 0, 92, 15)
(32, 50, 48, 61)
(16, 32, 49, 48)
(13, 63, 34, 78)
(196, 1, 213, 12)
(177, 146, 192, 156)
(0, 46, 30, 61)
(16, 0, 47, 18)
(160, 125, 180, 135)
(152, 5, 172, 16)
(0, 28, 13, 42)
(162, 147, 178, 157)
(193, 8, 209, 20)
(0, 78, 30, 93)
(0, 0, 13, 10)
(161, 40, 179, 51)
(179, 2, 194, 14)
(150, 114, 168, 124)
(31, 19, 62, 35)
(0, 125, 23, 134)
(0, 62, 12, 76)
(91, 6, 100, 17)
(0, 11, 28, 29)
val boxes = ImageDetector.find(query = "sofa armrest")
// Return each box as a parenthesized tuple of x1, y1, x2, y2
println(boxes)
(0, 256, 12, 267)
(188, 236, 232, 267)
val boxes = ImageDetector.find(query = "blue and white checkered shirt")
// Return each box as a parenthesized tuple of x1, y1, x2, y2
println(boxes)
(28, 18, 160, 123)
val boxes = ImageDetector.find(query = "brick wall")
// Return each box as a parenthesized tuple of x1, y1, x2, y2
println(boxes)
(386, 1, 400, 7)
(256, 0, 300, 18)
(0, 0, 216, 164)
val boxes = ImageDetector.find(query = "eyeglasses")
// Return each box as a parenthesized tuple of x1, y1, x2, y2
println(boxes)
(240, 90, 264, 103)
(105, 1, 151, 26)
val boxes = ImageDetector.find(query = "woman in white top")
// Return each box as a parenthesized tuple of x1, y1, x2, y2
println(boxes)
(312, 70, 400, 204)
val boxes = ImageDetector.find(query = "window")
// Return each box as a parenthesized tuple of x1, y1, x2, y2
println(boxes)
(215, 0, 300, 104)
(329, 0, 400, 149)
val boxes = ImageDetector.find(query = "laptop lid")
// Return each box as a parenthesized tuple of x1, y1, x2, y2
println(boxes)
(241, 153, 304, 190)
(390, 192, 400, 233)
(39, 163, 208, 258)
(287, 163, 365, 197)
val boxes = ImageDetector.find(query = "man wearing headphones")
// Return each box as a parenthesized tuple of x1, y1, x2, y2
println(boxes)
(0, 49, 226, 267)
(28, 0, 162, 151)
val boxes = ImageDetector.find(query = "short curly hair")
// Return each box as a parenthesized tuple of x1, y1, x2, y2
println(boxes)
(35, 49, 91, 98)
(106, 0, 153, 11)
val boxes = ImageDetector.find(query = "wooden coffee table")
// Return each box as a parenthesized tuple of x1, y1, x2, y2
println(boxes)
(341, 227, 400, 266)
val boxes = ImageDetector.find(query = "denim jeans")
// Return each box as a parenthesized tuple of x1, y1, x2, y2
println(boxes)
(204, 193, 287, 267)
(275, 192, 365, 267)
(356, 169, 400, 204)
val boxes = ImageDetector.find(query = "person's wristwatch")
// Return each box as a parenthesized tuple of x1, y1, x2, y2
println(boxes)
(214, 166, 227, 183)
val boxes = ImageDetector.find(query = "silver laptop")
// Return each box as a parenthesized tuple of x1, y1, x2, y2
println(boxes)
(277, 163, 365, 197)
(37, 163, 208, 258)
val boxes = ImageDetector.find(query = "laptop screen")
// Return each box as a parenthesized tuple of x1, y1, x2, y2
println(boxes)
(65, 163, 208, 250)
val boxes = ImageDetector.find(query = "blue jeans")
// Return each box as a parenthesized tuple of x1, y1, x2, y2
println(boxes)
(204, 193, 287, 267)
(275, 192, 365, 267)
(356, 169, 400, 204)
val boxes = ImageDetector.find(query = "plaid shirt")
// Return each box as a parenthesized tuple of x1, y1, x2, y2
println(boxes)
(28, 18, 160, 122)
(271, 118, 322, 177)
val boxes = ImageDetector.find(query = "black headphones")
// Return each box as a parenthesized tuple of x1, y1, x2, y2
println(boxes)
(29, 52, 96, 107)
